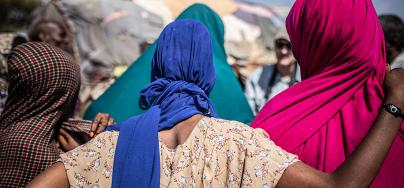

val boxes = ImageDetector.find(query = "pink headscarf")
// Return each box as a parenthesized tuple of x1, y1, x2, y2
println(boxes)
(251, 0, 404, 186)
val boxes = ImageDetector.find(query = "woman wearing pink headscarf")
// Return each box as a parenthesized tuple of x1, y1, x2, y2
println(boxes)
(252, 0, 404, 187)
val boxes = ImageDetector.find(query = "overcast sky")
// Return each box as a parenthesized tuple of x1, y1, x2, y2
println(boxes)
(240, 0, 404, 20)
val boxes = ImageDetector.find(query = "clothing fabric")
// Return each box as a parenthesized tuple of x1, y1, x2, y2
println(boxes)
(252, 0, 404, 187)
(58, 0, 164, 80)
(60, 117, 299, 188)
(104, 20, 217, 188)
(0, 54, 7, 114)
(84, 3, 254, 124)
(391, 51, 404, 69)
(253, 0, 404, 187)
(245, 63, 300, 114)
(61, 119, 94, 143)
(0, 42, 80, 187)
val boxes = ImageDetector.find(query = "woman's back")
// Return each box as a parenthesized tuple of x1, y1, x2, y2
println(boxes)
(60, 117, 298, 187)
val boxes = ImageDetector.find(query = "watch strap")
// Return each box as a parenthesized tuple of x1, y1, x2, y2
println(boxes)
(383, 103, 404, 118)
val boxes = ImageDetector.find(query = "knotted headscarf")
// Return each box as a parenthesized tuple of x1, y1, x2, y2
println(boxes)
(84, 4, 254, 124)
(107, 20, 216, 187)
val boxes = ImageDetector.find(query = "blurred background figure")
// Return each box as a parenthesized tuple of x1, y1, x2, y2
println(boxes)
(28, 20, 72, 54)
(244, 27, 299, 114)
(84, 4, 255, 124)
(0, 54, 7, 114)
(0, 33, 13, 115)
(379, 14, 404, 69)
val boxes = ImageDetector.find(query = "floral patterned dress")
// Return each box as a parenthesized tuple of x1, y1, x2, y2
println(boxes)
(59, 117, 299, 188)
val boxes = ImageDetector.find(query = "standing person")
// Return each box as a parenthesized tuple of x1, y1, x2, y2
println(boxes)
(252, 0, 404, 187)
(84, 4, 254, 124)
(379, 14, 404, 69)
(28, 19, 404, 188)
(245, 28, 299, 114)
(0, 42, 112, 187)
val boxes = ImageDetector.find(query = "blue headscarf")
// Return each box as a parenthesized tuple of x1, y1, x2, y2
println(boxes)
(106, 19, 217, 187)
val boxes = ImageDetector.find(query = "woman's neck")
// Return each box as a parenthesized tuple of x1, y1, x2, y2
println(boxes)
(158, 114, 205, 149)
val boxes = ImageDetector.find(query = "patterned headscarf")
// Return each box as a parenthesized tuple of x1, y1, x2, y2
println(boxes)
(0, 42, 80, 187)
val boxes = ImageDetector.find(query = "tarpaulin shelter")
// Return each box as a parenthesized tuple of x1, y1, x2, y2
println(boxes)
(34, 0, 164, 81)
(61, 0, 164, 80)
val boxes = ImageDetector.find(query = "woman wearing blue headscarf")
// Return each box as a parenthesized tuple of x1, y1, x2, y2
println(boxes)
(29, 19, 404, 188)
(84, 4, 254, 124)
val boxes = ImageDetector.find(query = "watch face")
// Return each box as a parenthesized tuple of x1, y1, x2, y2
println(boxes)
(384, 104, 403, 118)
(391, 105, 398, 113)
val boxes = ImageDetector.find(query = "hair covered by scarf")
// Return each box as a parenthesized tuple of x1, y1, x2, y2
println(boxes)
(252, 0, 386, 174)
(0, 42, 80, 187)
(107, 20, 216, 188)
(84, 3, 254, 124)
(139, 18, 216, 125)
(252, 0, 404, 186)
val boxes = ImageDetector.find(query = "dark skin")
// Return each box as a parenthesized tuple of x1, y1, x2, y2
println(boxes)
(89, 113, 115, 137)
(57, 113, 115, 151)
(28, 68, 404, 188)
(277, 68, 404, 188)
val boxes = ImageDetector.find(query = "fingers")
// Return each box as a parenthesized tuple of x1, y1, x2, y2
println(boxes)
(58, 134, 68, 150)
(90, 113, 115, 137)
(59, 128, 69, 138)
(90, 113, 109, 137)
(96, 125, 106, 134)
(99, 114, 110, 128)
(90, 113, 102, 134)
(390, 68, 404, 81)
(59, 129, 74, 143)
(385, 64, 391, 83)
(89, 131, 95, 138)
(108, 118, 115, 126)
(58, 129, 82, 151)
(95, 117, 115, 135)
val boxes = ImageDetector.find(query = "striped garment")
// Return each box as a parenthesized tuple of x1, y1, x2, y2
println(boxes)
(62, 119, 93, 143)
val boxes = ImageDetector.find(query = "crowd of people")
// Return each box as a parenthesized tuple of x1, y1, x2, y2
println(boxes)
(1, 0, 404, 187)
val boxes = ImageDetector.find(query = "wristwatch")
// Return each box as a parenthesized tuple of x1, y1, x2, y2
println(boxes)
(383, 103, 404, 118)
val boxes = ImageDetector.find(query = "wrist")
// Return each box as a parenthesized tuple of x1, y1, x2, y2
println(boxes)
(382, 97, 404, 119)
(384, 95, 404, 110)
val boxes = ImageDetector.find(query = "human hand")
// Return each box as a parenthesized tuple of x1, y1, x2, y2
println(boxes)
(57, 128, 82, 151)
(89, 113, 115, 138)
(384, 66, 404, 108)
